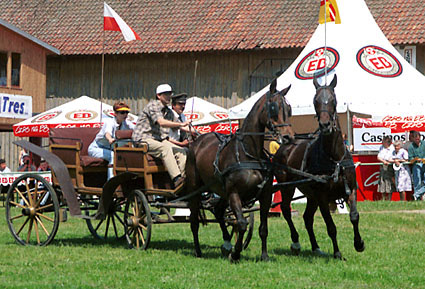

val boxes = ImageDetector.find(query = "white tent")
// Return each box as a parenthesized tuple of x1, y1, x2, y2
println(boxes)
(230, 0, 425, 120)
(183, 97, 230, 126)
(13, 95, 138, 137)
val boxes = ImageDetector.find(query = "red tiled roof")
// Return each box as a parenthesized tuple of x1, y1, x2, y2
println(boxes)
(0, 0, 423, 55)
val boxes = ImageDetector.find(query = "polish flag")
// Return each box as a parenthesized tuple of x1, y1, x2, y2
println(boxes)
(104, 2, 141, 42)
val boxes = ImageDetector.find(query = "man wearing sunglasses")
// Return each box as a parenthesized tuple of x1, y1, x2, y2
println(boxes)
(132, 84, 190, 189)
(88, 102, 135, 179)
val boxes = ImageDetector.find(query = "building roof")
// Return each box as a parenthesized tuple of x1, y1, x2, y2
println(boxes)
(0, 19, 60, 55)
(0, 0, 423, 56)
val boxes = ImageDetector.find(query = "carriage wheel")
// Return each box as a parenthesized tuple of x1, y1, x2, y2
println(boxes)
(124, 190, 152, 250)
(225, 211, 254, 250)
(84, 195, 126, 241)
(5, 173, 59, 246)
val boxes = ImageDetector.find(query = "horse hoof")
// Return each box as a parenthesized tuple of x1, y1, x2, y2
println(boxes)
(355, 240, 365, 252)
(333, 252, 346, 261)
(228, 253, 240, 264)
(313, 248, 326, 256)
(221, 242, 233, 257)
(195, 251, 202, 258)
(261, 254, 270, 262)
(290, 242, 301, 255)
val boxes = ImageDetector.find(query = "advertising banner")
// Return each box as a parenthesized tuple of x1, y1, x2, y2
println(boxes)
(353, 115, 425, 151)
(0, 93, 32, 119)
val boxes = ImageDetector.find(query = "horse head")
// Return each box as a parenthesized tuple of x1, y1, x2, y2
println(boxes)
(261, 79, 293, 143)
(313, 74, 338, 135)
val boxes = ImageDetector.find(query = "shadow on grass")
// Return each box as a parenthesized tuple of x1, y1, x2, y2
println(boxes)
(271, 247, 336, 261)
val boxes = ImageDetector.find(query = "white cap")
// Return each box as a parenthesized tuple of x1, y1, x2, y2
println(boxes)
(156, 84, 173, 94)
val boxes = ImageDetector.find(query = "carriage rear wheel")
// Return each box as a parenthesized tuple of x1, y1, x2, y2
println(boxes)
(124, 190, 152, 250)
(5, 173, 59, 246)
(84, 195, 126, 241)
(225, 211, 254, 250)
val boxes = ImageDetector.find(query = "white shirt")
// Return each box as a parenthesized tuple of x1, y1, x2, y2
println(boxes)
(0, 166, 11, 173)
(378, 144, 394, 161)
(94, 117, 135, 148)
(168, 109, 186, 141)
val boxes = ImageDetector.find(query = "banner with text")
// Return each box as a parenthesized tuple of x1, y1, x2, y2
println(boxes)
(0, 93, 32, 119)
(353, 115, 425, 151)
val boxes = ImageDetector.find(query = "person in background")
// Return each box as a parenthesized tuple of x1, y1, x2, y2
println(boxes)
(342, 133, 353, 152)
(132, 84, 190, 189)
(403, 130, 415, 150)
(37, 159, 50, 172)
(168, 93, 190, 147)
(88, 101, 135, 180)
(0, 158, 11, 173)
(377, 136, 395, 201)
(408, 130, 425, 201)
(18, 154, 36, 172)
(392, 140, 411, 201)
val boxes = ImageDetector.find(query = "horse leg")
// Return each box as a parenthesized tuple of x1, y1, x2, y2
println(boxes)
(281, 188, 301, 254)
(212, 198, 233, 257)
(258, 186, 273, 261)
(347, 189, 365, 252)
(318, 200, 344, 260)
(303, 198, 324, 255)
(189, 195, 202, 257)
(228, 192, 247, 262)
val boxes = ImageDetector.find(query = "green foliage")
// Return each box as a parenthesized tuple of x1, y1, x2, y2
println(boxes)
(1, 201, 425, 288)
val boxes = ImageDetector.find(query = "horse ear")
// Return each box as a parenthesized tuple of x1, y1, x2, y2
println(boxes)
(281, 84, 291, 96)
(269, 78, 277, 94)
(330, 74, 337, 88)
(313, 74, 320, 89)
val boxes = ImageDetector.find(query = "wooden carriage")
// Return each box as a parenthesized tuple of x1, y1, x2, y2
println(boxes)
(4, 127, 254, 249)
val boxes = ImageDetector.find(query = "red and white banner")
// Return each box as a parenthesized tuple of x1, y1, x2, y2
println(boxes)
(104, 2, 140, 42)
(0, 172, 52, 186)
(353, 115, 425, 151)
(194, 122, 238, 135)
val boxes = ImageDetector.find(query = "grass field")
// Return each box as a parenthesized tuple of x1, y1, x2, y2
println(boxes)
(1, 200, 425, 289)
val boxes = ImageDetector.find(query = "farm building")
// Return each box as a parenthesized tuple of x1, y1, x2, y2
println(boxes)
(0, 0, 424, 169)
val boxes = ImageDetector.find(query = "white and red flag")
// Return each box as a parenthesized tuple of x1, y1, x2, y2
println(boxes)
(104, 2, 140, 42)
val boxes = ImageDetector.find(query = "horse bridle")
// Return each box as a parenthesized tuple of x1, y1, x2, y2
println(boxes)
(314, 86, 338, 135)
(265, 91, 292, 143)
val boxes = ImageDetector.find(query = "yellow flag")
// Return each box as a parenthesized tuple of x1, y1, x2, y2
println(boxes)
(319, 0, 341, 24)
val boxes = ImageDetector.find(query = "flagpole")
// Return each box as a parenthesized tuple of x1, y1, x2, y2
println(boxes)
(324, 0, 327, 84)
(100, 9, 105, 124)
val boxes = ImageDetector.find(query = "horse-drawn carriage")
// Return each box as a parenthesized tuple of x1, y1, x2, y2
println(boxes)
(5, 126, 254, 250)
(5, 75, 364, 262)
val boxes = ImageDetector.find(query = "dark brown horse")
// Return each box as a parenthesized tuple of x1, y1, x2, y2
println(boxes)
(273, 75, 365, 259)
(185, 79, 293, 262)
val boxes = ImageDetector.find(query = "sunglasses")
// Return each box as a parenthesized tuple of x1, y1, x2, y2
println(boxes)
(117, 111, 129, 115)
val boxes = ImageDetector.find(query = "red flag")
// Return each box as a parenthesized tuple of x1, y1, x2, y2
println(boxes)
(104, 2, 141, 42)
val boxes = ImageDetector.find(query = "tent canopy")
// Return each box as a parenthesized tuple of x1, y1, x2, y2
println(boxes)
(183, 97, 230, 126)
(229, 0, 425, 120)
(13, 96, 138, 137)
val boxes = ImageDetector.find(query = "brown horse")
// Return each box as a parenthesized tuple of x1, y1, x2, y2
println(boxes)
(185, 79, 293, 262)
(273, 75, 365, 259)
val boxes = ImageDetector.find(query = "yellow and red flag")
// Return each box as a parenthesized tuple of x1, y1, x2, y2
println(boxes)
(318, 0, 341, 24)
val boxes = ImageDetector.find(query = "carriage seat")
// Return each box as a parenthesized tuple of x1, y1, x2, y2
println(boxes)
(115, 129, 164, 166)
(49, 127, 108, 168)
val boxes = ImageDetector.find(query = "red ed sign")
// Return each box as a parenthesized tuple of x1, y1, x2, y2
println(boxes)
(295, 47, 340, 80)
(356, 45, 402, 78)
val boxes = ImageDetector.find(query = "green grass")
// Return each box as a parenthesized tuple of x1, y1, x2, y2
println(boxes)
(1, 201, 425, 288)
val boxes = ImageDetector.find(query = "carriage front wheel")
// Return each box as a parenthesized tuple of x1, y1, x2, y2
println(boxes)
(5, 173, 59, 246)
(124, 189, 152, 250)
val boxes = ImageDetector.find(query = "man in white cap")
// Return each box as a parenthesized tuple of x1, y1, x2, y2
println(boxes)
(132, 84, 190, 189)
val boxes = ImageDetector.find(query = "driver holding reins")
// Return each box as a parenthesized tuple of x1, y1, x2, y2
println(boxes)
(132, 84, 191, 189)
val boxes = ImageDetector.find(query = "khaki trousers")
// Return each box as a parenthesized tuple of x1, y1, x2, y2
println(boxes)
(144, 139, 186, 179)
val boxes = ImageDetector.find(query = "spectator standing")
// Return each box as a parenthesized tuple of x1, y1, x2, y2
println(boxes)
(377, 136, 395, 201)
(0, 158, 11, 173)
(408, 131, 425, 201)
(392, 140, 411, 201)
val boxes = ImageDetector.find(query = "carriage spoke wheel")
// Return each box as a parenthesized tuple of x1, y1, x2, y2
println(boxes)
(5, 173, 59, 246)
(225, 211, 254, 250)
(124, 190, 152, 250)
(84, 195, 126, 241)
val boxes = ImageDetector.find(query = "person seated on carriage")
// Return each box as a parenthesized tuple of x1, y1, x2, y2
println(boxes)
(132, 84, 190, 189)
(88, 101, 135, 180)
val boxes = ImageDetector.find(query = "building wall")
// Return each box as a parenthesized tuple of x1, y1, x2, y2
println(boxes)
(0, 26, 49, 170)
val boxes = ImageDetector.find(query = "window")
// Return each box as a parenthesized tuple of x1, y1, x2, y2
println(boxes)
(0, 52, 6, 87)
(11, 53, 21, 87)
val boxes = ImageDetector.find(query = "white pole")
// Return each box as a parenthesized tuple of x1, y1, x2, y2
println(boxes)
(324, 0, 327, 84)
